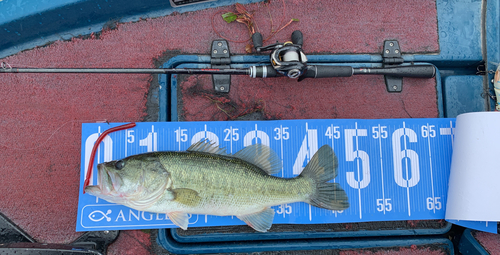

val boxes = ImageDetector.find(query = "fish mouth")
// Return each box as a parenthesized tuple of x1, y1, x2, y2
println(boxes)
(97, 164, 115, 194)
(99, 163, 124, 194)
(85, 164, 113, 195)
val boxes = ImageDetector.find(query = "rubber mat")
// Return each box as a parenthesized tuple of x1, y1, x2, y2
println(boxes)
(172, 220, 449, 239)
(0, 0, 438, 250)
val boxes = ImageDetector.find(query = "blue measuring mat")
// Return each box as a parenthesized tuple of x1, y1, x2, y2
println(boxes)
(76, 118, 480, 232)
(448, 220, 497, 233)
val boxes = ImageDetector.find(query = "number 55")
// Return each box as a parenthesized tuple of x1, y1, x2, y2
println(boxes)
(376, 198, 392, 212)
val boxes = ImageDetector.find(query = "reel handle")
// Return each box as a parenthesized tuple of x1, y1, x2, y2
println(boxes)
(252, 32, 263, 52)
(291, 30, 303, 46)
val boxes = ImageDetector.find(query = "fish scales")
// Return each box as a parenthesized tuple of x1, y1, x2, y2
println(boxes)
(155, 151, 312, 216)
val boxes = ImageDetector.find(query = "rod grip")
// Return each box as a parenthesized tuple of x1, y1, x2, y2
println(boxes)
(384, 65, 436, 78)
(303, 65, 354, 78)
(354, 65, 436, 78)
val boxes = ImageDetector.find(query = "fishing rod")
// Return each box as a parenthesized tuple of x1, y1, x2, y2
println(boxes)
(0, 65, 435, 78)
(0, 30, 435, 87)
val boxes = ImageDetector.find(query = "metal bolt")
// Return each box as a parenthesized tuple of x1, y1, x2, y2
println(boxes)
(104, 230, 110, 234)
(213, 50, 218, 54)
(389, 42, 394, 47)
(217, 42, 222, 47)
(393, 85, 398, 90)
(220, 86, 225, 91)
(223, 49, 228, 54)
(385, 50, 390, 54)
(394, 49, 399, 54)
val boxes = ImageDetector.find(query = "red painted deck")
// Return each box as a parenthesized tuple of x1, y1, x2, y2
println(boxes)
(179, 75, 438, 121)
(0, 0, 439, 253)
(474, 231, 500, 254)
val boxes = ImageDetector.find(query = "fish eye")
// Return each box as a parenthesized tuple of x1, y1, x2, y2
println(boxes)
(115, 160, 125, 170)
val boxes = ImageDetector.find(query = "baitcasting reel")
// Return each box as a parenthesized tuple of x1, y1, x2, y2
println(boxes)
(252, 31, 308, 78)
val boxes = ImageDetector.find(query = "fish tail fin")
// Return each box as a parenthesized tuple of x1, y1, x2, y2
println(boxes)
(299, 145, 349, 211)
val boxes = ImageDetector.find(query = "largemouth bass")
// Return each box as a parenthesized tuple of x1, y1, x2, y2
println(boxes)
(85, 140, 349, 232)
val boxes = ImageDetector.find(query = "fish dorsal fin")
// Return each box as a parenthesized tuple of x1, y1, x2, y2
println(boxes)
(167, 211, 189, 230)
(187, 139, 229, 156)
(237, 207, 275, 232)
(233, 144, 282, 175)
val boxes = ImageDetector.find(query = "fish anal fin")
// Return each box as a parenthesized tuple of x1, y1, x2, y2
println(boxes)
(167, 211, 189, 230)
(237, 207, 275, 232)
(233, 144, 282, 175)
(187, 139, 228, 156)
(173, 188, 201, 207)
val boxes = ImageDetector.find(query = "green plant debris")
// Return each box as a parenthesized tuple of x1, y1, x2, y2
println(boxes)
(222, 12, 238, 23)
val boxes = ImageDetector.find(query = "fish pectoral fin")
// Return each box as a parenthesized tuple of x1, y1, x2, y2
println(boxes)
(233, 144, 282, 175)
(173, 188, 201, 207)
(237, 208, 275, 233)
(167, 211, 189, 230)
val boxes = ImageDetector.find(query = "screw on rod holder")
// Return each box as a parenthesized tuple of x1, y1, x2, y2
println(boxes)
(383, 40, 404, 92)
(211, 40, 231, 93)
